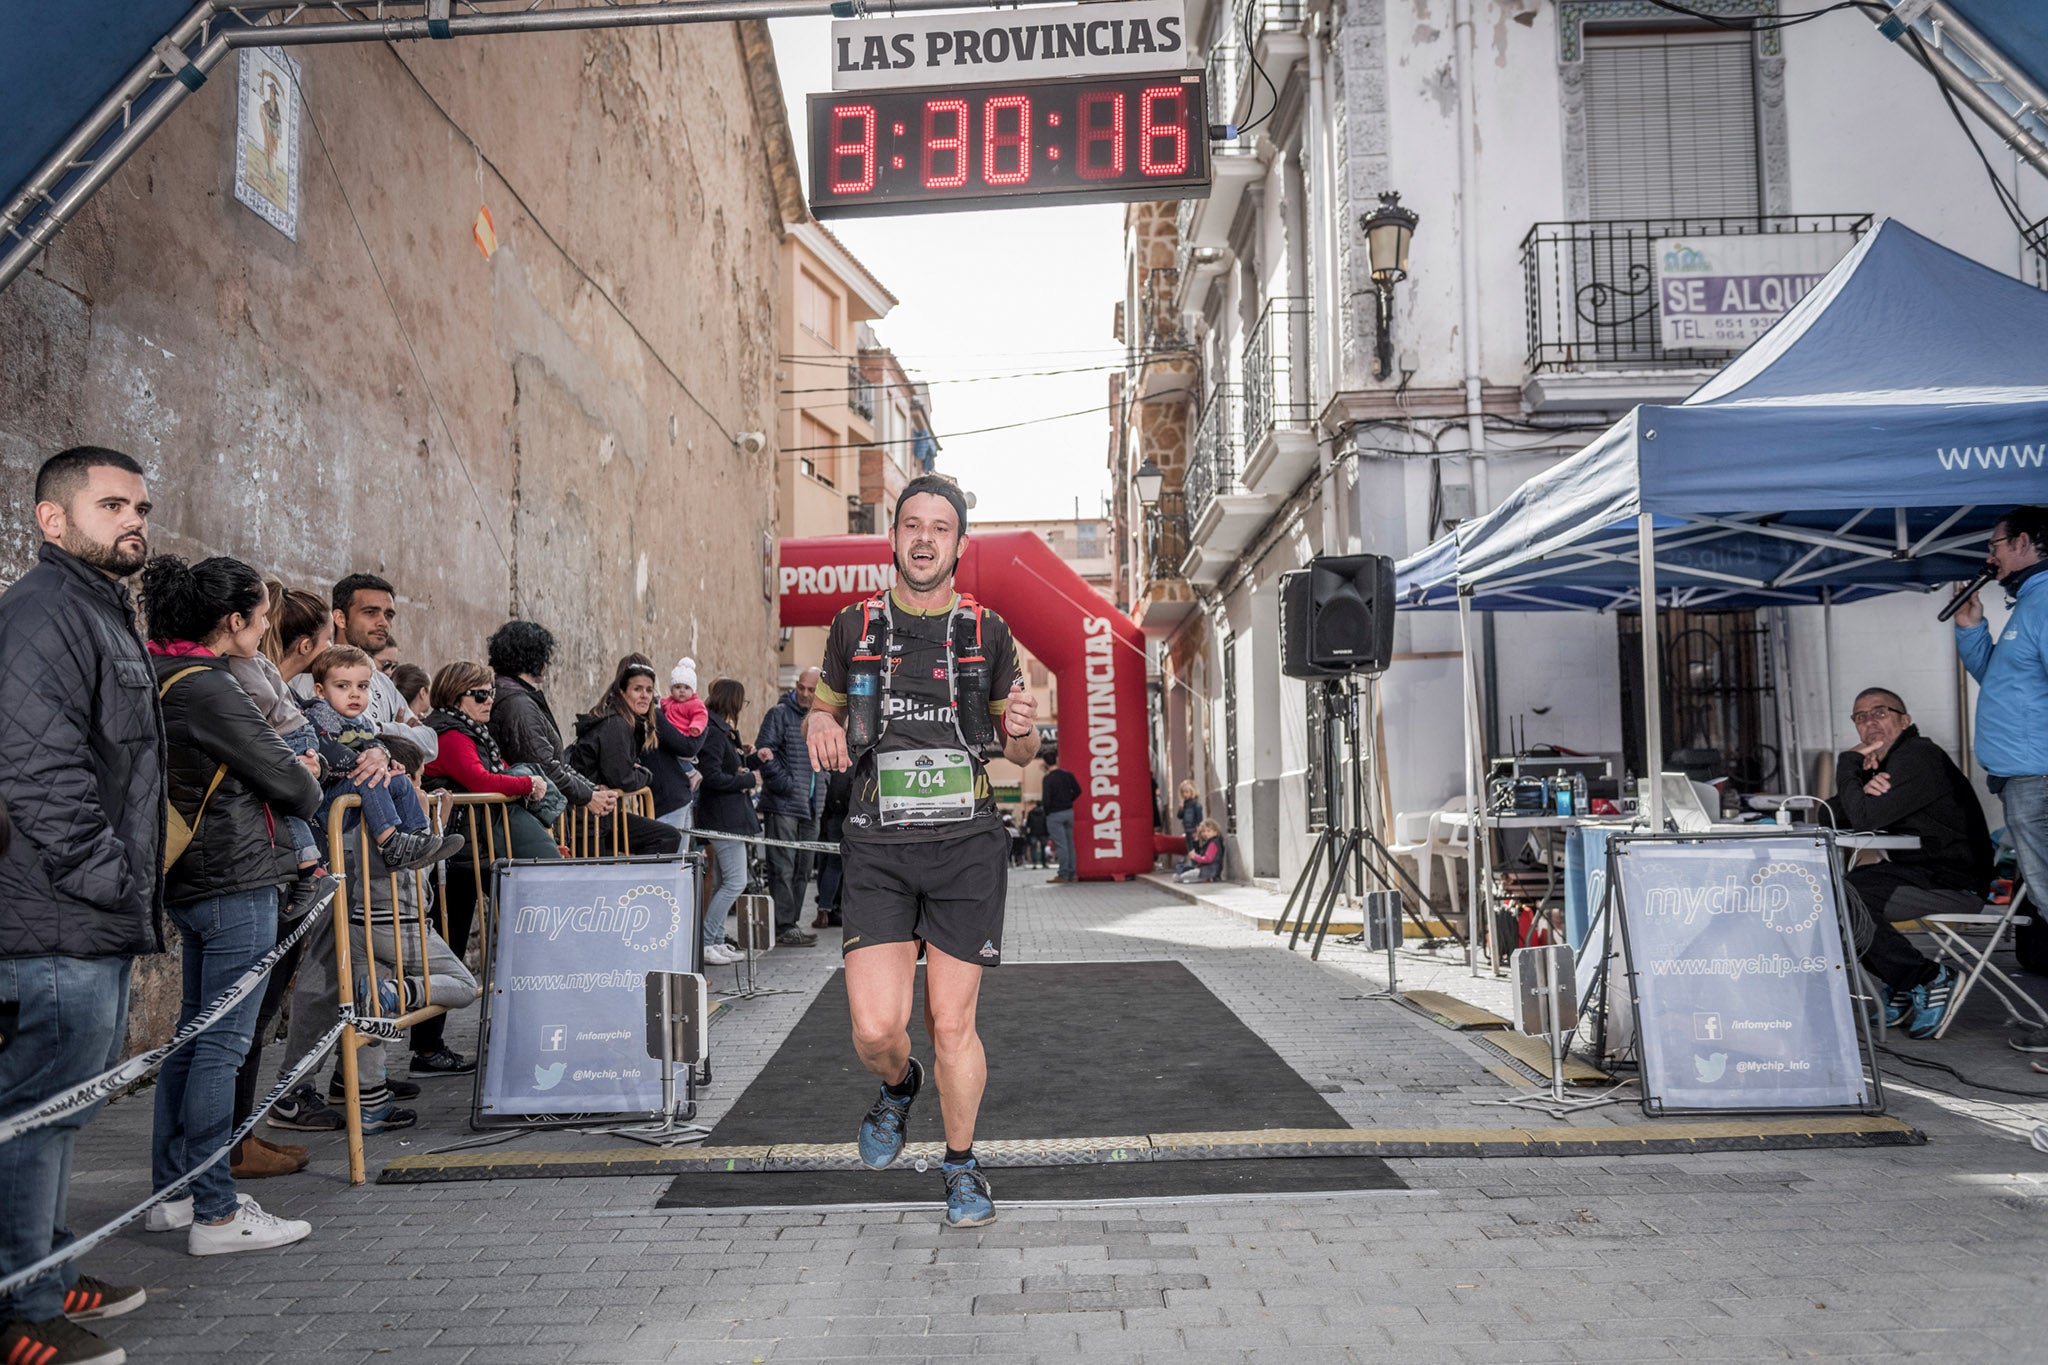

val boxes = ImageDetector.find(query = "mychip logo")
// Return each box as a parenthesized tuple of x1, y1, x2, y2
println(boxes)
(510, 884, 683, 953)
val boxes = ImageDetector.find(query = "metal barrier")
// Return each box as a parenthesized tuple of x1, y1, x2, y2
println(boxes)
(551, 787, 656, 858)
(327, 790, 515, 1185)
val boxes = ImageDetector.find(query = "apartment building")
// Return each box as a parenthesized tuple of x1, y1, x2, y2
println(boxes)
(1112, 0, 2048, 882)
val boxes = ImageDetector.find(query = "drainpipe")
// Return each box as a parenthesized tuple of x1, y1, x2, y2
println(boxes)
(1306, 9, 1341, 551)
(1452, 0, 1488, 512)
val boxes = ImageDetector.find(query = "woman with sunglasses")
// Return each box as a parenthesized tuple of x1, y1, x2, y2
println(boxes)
(414, 661, 563, 1075)
(562, 654, 684, 857)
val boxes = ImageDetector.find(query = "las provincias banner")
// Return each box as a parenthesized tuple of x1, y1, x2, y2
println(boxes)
(778, 532, 1156, 881)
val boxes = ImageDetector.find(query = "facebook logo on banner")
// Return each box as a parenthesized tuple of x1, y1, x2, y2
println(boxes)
(1693, 1013, 1722, 1042)
(541, 1025, 567, 1053)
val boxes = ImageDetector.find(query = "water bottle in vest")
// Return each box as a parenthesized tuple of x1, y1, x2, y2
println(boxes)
(847, 668, 880, 752)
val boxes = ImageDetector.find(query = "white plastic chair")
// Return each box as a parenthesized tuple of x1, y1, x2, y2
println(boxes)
(1920, 884, 2048, 1040)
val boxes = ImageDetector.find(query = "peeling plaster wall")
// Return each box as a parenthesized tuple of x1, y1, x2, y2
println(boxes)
(0, 29, 788, 1046)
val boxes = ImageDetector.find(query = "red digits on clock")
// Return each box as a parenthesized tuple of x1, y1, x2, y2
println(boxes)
(1077, 91, 1124, 180)
(828, 104, 877, 193)
(922, 98, 968, 189)
(1138, 86, 1188, 177)
(982, 94, 1032, 186)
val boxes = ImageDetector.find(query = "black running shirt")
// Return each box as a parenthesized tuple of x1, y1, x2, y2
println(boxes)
(815, 590, 1021, 847)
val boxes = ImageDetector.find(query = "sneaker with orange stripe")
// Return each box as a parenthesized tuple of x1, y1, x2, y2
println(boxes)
(0, 1315, 124, 1365)
(59, 1277, 144, 1324)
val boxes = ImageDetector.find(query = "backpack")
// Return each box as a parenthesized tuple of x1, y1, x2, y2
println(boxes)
(159, 665, 228, 871)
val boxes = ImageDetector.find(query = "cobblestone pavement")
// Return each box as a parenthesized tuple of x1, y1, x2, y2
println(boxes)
(58, 870, 2048, 1362)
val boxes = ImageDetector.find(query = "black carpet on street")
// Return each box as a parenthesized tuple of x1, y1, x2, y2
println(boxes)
(657, 959, 1405, 1208)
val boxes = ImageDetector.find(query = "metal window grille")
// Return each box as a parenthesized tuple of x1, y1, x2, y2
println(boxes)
(1241, 296, 1312, 453)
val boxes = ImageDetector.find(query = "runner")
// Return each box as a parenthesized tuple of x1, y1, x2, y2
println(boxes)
(806, 475, 1040, 1228)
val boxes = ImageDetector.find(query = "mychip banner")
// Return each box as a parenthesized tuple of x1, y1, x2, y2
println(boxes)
(476, 857, 698, 1123)
(1611, 833, 1879, 1115)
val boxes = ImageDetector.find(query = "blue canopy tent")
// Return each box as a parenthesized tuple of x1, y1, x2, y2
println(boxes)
(1392, 216, 2048, 876)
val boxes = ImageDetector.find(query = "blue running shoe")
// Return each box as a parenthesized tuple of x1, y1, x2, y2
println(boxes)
(856, 1056, 922, 1170)
(1904, 966, 1957, 1040)
(942, 1158, 995, 1229)
(1881, 985, 1910, 1029)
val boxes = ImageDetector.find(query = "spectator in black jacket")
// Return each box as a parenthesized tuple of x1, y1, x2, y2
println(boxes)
(566, 655, 682, 857)
(1024, 800, 1049, 868)
(486, 620, 601, 815)
(139, 553, 324, 1259)
(813, 767, 853, 928)
(756, 668, 823, 945)
(696, 678, 784, 964)
(1040, 751, 1083, 883)
(0, 448, 162, 1357)
(1832, 688, 1986, 1039)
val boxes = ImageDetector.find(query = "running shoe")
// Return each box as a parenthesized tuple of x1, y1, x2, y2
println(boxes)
(2010, 1025, 2048, 1054)
(61, 1276, 145, 1322)
(359, 1099, 418, 1133)
(1904, 966, 1958, 1040)
(408, 1046, 475, 1078)
(0, 1317, 125, 1365)
(1881, 985, 1910, 1030)
(856, 1056, 923, 1170)
(267, 1084, 345, 1132)
(941, 1158, 996, 1229)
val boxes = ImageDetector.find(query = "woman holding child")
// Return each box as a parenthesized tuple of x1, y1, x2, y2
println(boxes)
(140, 554, 323, 1256)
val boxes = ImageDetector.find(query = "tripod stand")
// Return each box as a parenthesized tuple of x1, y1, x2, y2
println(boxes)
(1273, 677, 1462, 962)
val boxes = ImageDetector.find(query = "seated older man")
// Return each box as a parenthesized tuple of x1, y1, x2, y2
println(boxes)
(1833, 687, 1994, 1037)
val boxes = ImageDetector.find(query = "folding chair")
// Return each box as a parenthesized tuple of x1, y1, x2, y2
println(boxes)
(1921, 884, 2048, 1040)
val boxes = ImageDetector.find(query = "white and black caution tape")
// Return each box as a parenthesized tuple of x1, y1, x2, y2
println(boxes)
(339, 1003, 404, 1041)
(0, 1018, 347, 1299)
(0, 889, 338, 1146)
(687, 827, 842, 856)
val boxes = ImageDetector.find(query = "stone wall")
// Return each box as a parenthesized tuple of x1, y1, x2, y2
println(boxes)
(0, 25, 799, 1049)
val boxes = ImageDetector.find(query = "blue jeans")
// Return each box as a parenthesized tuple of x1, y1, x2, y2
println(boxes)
(704, 838, 748, 950)
(282, 728, 320, 862)
(0, 954, 132, 1321)
(318, 770, 428, 844)
(1047, 808, 1077, 879)
(152, 888, 277, 1222)
(2002, 775, 2048, 913)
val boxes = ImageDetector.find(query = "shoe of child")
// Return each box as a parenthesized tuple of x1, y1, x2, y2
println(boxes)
(283, 870, 340, 922)
(375, 828, 441, 872)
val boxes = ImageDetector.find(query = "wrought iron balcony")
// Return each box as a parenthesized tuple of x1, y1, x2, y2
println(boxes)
(1241, 296, 1311, 454)
(1185, 384, 1241, 531)
(1144, 490, 1188, 582)
(1142, 266, 1187, 353)
(1520, 215, 1871, 374)
(848, 362, 876, 419)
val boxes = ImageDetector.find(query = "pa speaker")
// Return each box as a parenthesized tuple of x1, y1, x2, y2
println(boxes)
(1280, 571, 1348, 681)
(1306, 554, 1395, 675)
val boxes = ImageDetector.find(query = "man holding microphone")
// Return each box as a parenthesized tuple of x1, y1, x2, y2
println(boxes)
(1950, 506, 2048, 1058)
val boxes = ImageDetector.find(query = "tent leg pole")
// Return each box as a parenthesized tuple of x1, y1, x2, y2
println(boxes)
(1823, 586, 1839, 760)
(1638, 514, 1665, 832)
(1459, 592, 1482, 975)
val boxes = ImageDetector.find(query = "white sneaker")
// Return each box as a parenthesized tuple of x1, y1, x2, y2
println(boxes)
(144, 1191, 250, 1232)
(187, 1196, 311, 1256)
(702, 943, 741, 965)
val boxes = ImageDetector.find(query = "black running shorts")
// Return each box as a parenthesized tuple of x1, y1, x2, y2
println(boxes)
(839, 823, 1010, 967)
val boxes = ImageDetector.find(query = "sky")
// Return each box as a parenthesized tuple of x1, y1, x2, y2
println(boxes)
(769, 17, 1124, 525)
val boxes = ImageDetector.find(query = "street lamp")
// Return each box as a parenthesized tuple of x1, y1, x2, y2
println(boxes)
(1133, 459, 1164, 507)
(1360, 190, 1419, 381)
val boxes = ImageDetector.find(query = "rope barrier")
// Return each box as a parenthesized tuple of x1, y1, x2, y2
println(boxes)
(689, 826, 843, 856)
(0, 888, 338, 1146)
(0, 1017, 349, 1300)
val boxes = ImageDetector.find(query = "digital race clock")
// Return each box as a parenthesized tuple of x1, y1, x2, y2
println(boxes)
(807, 72, 1212, 218)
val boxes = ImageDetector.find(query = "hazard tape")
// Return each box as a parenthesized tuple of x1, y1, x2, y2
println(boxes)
(0, 888, 338, 1146)
(0, 1018, 348, 1299)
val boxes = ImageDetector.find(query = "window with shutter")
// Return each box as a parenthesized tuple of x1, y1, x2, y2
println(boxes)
(1583, 30, 1759, 219)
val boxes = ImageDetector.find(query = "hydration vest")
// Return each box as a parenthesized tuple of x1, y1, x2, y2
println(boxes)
(843, 591, 1000, 759)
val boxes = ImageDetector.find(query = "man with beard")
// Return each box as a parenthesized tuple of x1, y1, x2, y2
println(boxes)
(291, 572, 437, 765)
(807, 476, 1040, 1228)
(1953, 507, 2048, 1060)
(0, 447, 162, 1364)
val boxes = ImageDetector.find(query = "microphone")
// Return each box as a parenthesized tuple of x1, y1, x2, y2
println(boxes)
(1937, 564, 1998, 622)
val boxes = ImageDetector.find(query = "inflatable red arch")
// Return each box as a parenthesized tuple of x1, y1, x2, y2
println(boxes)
(778, 533, 1156, 881)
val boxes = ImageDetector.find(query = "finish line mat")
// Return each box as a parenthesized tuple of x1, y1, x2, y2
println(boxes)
(655, 959, 1404, 1206)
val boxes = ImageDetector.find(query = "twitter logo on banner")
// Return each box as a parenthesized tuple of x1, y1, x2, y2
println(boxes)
(1694, 1052, 1728, 1083)
(533, 1061, 566, 1091)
